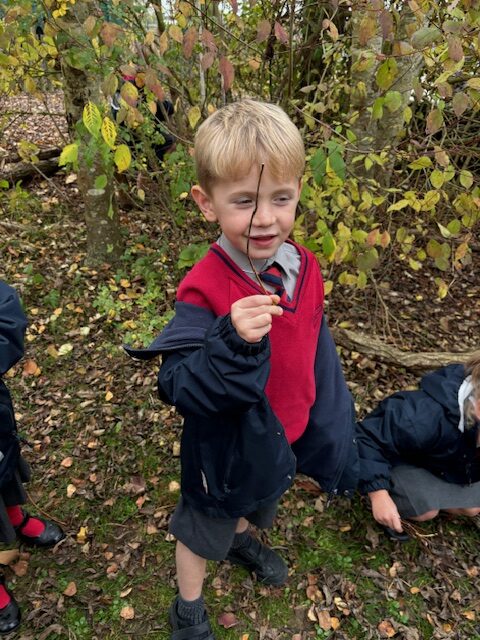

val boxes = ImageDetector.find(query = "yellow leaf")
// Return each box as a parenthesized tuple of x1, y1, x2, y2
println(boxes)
(101, 117, 117, 149)
(67, 484, 77, 498)
(114, 145, 131, 173)
(58, 343, 73, 356)
(105, 390, 113, 401)
(188, 105, 201, 129)
(76, 526, 88, 544)
(169, 25, 183, 43)
(83, 102, 101, 137)
(159, 30, 168, 55)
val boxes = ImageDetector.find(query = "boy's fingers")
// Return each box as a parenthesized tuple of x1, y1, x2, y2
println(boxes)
(235, 295, 277, 308)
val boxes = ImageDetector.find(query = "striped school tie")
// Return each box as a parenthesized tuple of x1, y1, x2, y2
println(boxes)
(259, 263, 285, 299)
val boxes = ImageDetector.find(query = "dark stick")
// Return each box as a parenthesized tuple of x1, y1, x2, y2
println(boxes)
(246, 163, 271, 296)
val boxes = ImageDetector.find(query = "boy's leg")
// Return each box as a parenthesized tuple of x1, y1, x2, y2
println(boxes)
(176, 541, 207, 601)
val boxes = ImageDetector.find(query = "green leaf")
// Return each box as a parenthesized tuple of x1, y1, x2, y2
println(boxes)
(376, 58, 398, 90)
(114, 145, 132, 173)
(459, 170, 473, 189)
(58, 143, 78, 167)
(356, 248, 379, 272)
(322, 231, 336, 258)
(447, 219, 461, 236)
(410, 26, 442, 50)
(384, 91, 402, 112)
(372, 97, 384, 120)
(329, 151, 346, 181)
(310, 148, 327, 185)
(83, 102, 102, 138)
(408, 157, 432, 170)
(95, 174, 108, 189)
(430, 169, 444, 189)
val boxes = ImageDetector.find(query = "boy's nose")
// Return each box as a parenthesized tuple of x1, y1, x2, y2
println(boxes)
(252, 204, 274, 226)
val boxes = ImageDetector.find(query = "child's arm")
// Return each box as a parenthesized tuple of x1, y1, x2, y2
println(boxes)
(0, 281, 28, 376)
(369, 489, 403, 533)
(158, 297, 279, 417)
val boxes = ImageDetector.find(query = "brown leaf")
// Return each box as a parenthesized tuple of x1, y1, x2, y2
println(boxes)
(219, 57, 235, 91)
(23, 358, 41, 376)
(11, 559, 29, 577)
(60, 456, 73, 468)
(378, 619, 396, 637)
(100, 22, 122, 47)
(120, 605, 135, 620)
(256, 20, 271, 43)
(63, 582, 77, 597)
(317, 609, 332, 631)
(217, 612, 238, 628)
(447, 35, 464, 61)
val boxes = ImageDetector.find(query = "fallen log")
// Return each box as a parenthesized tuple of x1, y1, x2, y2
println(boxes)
(331, 327, 475, 371)
(1, 146, 62, 164)
(1, 156, 61, 183)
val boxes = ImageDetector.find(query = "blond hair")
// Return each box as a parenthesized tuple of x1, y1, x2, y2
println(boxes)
(194, 99, 305, 191)
(466, 350, 480, 401)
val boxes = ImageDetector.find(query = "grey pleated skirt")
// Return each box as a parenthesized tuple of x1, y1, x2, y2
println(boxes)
(390, 464, 480, 518)
(0, 456, 30, 545)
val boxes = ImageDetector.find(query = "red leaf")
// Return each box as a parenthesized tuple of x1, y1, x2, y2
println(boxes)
(229, 0, 238, 13)
(219, 57, 235, 91)
(100, 22, 122, 47)
(379, 10, 394, 41)
(274, 21, 289, 45)
(217, 612, 238, 629)
(201, 29, 217, 52)
(256, 20, 271, 43)
(183, 26, 197, 59)
(201, 51, 215, 71)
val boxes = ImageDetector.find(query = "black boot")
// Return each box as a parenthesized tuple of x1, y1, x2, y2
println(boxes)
(0, 575, 20, 635)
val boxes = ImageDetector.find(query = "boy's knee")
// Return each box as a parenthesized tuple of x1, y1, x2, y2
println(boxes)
(458, 507, 480, 517)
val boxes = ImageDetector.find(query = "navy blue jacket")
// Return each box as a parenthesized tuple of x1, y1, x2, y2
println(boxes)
(356, 364, 479, 494)
(126, 301, 358, 518)
(0, 281, 28, 486)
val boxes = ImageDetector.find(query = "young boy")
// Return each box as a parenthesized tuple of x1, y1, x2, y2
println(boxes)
(125, 99, 358, 639)
(0, 280, 65, 633)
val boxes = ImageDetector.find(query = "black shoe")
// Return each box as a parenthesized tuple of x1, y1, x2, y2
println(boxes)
(169, 597, 215, 640)
(0, 578, 20, 635)
(15, 513, 66, 548)
(382, 526, 410, 542)
(226, 536, 288, 586)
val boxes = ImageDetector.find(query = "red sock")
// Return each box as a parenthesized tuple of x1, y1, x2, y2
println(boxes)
(0, 585, 11, 609)
(6, 506, 45, 537)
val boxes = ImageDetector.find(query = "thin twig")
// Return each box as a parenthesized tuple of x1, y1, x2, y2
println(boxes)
(245, 163, 271, 296)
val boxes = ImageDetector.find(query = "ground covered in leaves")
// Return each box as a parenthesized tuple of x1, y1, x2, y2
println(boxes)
(1, 156, 480, 638)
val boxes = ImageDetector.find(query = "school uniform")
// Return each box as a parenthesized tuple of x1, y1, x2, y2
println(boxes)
(357, 364, 480, 517)
(126, 238, 358, 558)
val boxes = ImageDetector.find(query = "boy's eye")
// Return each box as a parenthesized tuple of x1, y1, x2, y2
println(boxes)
(275, 195, 292, 203)
(234, 198, 253, 206)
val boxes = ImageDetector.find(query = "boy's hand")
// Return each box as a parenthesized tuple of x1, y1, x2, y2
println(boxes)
(369, 489, 404, 533)
(231, 295, 283, 343)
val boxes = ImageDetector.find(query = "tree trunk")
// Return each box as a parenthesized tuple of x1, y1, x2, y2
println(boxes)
(56, 1, 124, 266)
(347, 1, 425, 186)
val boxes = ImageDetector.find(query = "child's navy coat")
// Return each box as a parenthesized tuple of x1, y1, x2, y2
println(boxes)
(0, 281, 28, 487)
(357, 364, 480, 494)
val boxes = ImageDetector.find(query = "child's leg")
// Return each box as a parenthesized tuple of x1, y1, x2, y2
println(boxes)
(443, 507, 480, 517)
(176, 541, 207, 600)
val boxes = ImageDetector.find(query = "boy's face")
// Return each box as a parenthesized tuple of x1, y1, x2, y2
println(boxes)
(191, 164, 301, 259)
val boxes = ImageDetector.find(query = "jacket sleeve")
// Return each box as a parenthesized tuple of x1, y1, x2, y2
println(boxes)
(158, 314, 271, 417)
(356, 391, 438, 494)
(0, 281, 28, 376)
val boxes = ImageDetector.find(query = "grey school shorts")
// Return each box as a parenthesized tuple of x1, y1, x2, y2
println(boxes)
(169, 496, 279, 561)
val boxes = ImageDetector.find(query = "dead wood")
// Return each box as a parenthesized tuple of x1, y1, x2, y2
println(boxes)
(1, 157, 61, 183)
(1, 146, 62, 164)
(331, 327, 474, 371)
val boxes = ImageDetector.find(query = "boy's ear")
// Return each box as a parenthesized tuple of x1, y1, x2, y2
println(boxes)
(191, 185, 217, 222)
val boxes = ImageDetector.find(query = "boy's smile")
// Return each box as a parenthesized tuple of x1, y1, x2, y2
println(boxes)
(191, 165, 301, 259)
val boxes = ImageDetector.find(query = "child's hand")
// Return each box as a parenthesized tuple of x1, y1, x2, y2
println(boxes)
(369, 489, 404, 533)
(231, 295, 283, 343)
